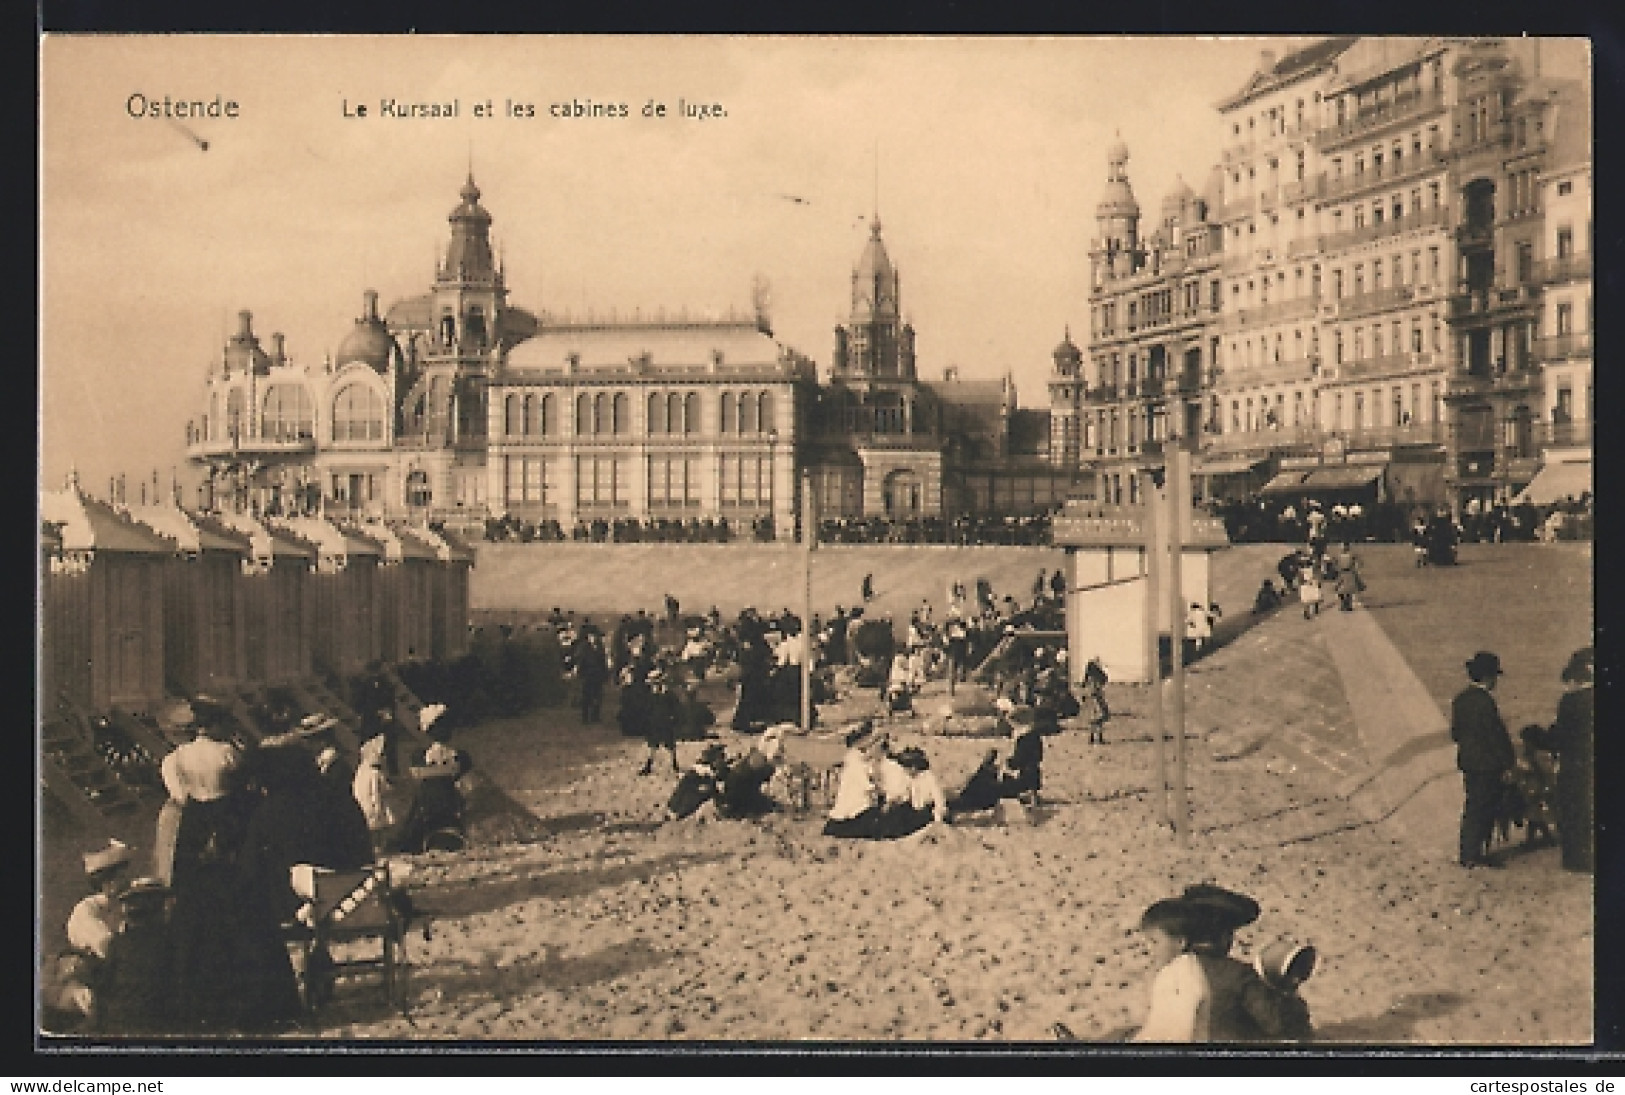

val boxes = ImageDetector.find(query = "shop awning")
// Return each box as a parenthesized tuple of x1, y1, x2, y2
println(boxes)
(1259, 471, 1312, 495)
(1302, 466, 1384, 490)
(1514, 459, 1592, 506)
(1196, 457, 1264, 477)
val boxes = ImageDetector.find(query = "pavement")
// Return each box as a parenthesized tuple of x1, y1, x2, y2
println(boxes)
(1315, 603, 1463, 863)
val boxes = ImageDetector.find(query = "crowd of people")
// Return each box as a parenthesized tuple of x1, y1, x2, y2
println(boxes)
(1211, 491, 1593, 548)
(481, 511, 1058, 546)
(47, 693, 463, 1036)
(483, 514, 778, 544)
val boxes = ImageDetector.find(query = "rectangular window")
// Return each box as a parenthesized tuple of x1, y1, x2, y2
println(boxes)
(1556, 302, 1573, 336)
(1556, 227, 1574, 258)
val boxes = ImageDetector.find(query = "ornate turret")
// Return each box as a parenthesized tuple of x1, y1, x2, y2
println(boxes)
(223, 309, 273, 376)
(439, 174, 497, 286)
(1095, 135, 1141, 269)
(1052, 327, 1083, 377)
(851, 219, 901, 322)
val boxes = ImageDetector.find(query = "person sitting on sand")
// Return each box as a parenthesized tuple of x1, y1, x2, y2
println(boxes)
(1130, 885, 1313, 1043)
(823, 722, 885, 838)
(889, 747, 948, 838)
(947, 748, 1004, 817)
(668, 744, 728, 821)
(1000, 709, 1044, 807)
(1252, 580, 1282, 615)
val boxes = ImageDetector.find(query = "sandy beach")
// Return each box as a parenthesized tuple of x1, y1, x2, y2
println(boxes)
(300, 545, 1592, 1044)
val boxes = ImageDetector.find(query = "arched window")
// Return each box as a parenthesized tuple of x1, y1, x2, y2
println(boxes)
(648, 392, 666, 435)
(576, 394, 592, 436)
(524, 394, 539, 436)
(758, 390, 774, 434)
(684, 392, 700, 435)
(739, 391, 758, 434)
(668, 392, 683, 435)
(505, 394, 522, 436)
(612, 392, 629, 435)
(261, 384, 314, 442)
(332, 383, 384, 442)
(721, 392, 736, 435)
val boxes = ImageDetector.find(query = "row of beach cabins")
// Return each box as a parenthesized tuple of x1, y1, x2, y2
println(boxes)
(38, 484, 474, 835)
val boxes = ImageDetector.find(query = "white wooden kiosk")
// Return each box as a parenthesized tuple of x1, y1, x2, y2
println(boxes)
(1052, 499, 1230, 685)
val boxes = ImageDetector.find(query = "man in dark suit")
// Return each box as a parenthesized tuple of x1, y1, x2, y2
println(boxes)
(1451, 650, 1516, 868)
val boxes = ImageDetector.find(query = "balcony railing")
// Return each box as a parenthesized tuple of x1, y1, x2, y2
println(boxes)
(1335, 285, 1415, 320)
(1330, 351, 1440, 382)
(1202, 424, 1321, 453)
(1281, 174, 1326, 204)
(1448, 283, 1540, 320)
(1537, 419, 1594, 448)
(1225, 294, 1323, 330)
(1319, 205, 1448, 252)
(1326, 421, 1448, 449)
(1216, 195, 1257, 223)
(1536, 253, 1592, 285)
(1319, 148, 1449, 204)
(1533, 332, 1593, 361)
(1315, 88, 1446, 149)
(1213, 357, 1319, 390)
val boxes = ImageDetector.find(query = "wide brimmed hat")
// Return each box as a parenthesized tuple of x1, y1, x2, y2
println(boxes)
(294, 713, 342, 738)
(1255, 939, 1317, 989)
(1180, 883, 1261, 931)
(1561, 647, 1594, 684)
(83, 839, 132, 877)
(1465, 651, 1504, 681)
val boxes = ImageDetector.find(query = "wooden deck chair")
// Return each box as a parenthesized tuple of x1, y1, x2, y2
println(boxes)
(292, 863, 409, 1017)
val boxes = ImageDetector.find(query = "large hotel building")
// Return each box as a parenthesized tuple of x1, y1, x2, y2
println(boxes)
(1062, 35, 1590, 515)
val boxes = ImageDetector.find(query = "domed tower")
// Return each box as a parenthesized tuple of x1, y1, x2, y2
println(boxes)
(1052, 327, 1083, 378)
(1160, 175, 1197, 235)
(1048, 326, 1085, 466)
(1094, 136, 1141, 279)
(335, 290, 402, 372)
(833, 218, 916, 381)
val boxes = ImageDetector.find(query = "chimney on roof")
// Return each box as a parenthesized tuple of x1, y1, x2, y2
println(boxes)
(1260, 48, 1277, 73)
(237, 310, 254, 339)
(271, 332, 286, 364)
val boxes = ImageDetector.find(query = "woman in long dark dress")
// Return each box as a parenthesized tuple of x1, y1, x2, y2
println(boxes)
(166, 759, 301, 1032)
(1527, 648, 1594, 872)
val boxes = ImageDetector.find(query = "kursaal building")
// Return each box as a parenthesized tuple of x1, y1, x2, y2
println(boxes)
(185, 177, 1072, 536)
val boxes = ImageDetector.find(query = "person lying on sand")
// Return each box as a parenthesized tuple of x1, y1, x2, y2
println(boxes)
(1127, 884, 1313, 1043)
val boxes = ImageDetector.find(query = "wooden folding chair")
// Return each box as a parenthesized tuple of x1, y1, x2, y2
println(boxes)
(292, 864, 409, 1017)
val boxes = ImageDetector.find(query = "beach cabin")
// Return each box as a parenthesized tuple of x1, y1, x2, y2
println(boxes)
(127, 503, 252, 697)
(416, 526, 473, 662)
(352, 521, 439, 665)
(203, 511, 317, 684)
(40, 486, 174, 713)
(272, 515, 383, 676)
(1052, 499, 1230, 685)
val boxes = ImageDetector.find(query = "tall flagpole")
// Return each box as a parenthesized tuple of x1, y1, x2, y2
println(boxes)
(1167, 445, 1190, 842)
(1140, 469, 1168, 826)
(801, 469, 815, 735)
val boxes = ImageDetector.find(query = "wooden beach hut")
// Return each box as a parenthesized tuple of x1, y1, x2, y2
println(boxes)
(202, 511, 317, 684)
(39, 487, 174, 714)
(272, 516, 384, 677)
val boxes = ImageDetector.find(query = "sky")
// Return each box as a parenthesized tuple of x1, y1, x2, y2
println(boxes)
(39, 35, 1587, 498)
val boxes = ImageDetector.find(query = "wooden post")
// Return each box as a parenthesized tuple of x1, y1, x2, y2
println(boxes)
(1140, 469, 1168, 826)
(801, 470, 815, 735)
(1167, 446, 1191, 841)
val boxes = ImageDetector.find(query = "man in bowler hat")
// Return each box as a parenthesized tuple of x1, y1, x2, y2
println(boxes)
(1451, 651, 1516, 868)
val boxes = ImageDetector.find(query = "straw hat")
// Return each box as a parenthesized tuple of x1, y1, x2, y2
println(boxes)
(158, 701, 196, 731)
(418, 703, 448, 735)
